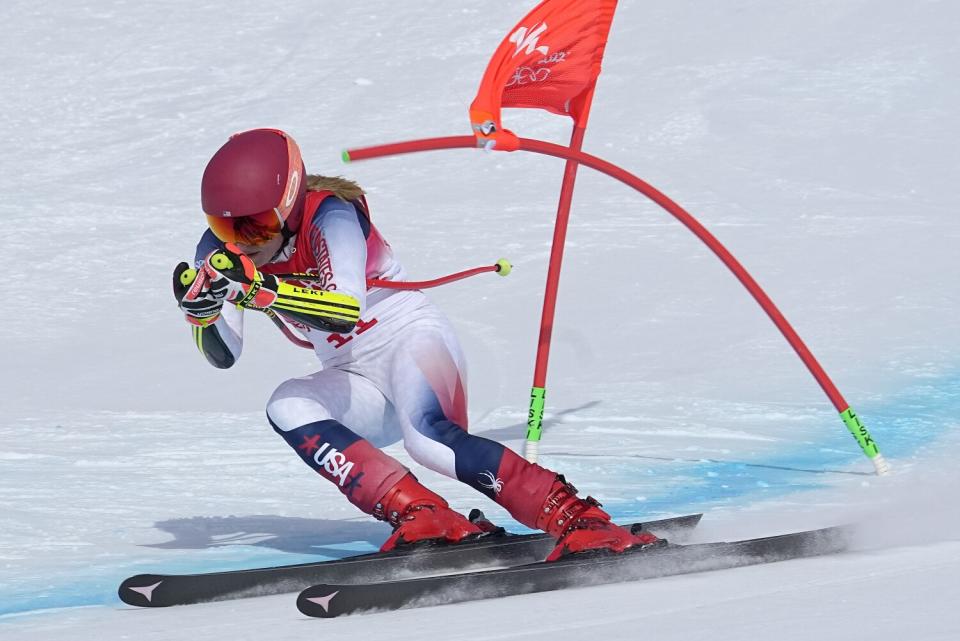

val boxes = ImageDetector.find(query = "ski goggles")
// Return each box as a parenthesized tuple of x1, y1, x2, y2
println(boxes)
(205, 208, 284, 246)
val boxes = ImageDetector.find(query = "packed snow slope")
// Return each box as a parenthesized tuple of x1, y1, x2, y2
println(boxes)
(1, 0, 958, 639)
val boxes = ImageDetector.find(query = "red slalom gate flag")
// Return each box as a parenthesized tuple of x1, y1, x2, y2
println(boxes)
(469, 0, 618, 151)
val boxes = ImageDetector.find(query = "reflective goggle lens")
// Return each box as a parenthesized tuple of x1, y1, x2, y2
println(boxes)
(205, 209, 282, 246)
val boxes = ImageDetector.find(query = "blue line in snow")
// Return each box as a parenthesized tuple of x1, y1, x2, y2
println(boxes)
(597, 372, 960, 521)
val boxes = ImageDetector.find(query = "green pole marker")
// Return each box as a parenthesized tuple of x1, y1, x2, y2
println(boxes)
(840, 407, 890, 475)
(525, 386, 546, 462)
(341, 150, 351, 164)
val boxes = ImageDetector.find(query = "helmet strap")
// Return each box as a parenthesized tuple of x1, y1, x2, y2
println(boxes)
(274, 223, 296, 260)
(265, 181, 307, 264)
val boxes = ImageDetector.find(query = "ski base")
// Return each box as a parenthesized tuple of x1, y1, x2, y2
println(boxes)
(119, 513, 701, 607)
(297, 524, 851, 618)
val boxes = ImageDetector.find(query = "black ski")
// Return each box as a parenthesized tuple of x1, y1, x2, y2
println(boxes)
(119, 513, 701, 607)
(297, 524, 850, 618)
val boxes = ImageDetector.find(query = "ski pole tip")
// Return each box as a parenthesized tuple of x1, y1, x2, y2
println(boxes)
(495, 258, 512, 276)
(341, 150, 351, 164)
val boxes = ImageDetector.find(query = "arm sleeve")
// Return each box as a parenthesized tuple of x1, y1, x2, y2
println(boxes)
(190, 306, 243, 369)
(304, 198, 368, 316)
(268, 198, 366, 334)
(189, 230, 245, 369)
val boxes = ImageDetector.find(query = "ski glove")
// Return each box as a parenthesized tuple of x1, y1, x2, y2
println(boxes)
(201, 244, 281, 310)
(173, 262, 224, 327)
(202, 243, 362, 334)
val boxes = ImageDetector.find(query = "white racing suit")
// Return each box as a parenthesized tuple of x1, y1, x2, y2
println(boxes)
(189, 193, 556, 527)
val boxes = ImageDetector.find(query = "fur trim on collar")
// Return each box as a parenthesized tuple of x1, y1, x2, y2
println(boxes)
(306, 175, 364, 201)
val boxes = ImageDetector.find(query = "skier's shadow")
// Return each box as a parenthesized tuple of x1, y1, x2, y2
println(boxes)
(146, 515, 391, 557)
(142, 403, 600, 558)
(473, 400, 602, 441)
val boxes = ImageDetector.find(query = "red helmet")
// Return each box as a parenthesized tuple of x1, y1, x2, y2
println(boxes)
(201, 128, 306, 245)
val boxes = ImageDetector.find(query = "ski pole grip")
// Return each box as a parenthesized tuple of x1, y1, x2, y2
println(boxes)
(179, 267, 198, 287)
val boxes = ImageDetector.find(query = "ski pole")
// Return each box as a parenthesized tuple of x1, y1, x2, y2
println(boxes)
(264, 260, 512, 349)
(271, 260, 512, 290)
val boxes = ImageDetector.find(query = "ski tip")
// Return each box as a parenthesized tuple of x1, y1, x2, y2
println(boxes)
(297, 585, 343, 618)
(638, 513, 703, 534)
(118, 575, 167, 607)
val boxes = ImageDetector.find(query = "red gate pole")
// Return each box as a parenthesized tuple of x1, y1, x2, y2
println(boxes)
(342, 135, 889, 475)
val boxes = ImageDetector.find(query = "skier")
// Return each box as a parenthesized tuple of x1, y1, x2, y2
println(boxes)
(172, 128, 659, 560)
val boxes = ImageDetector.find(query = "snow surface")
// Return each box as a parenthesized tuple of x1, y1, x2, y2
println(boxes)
(2, 0, 959, 638)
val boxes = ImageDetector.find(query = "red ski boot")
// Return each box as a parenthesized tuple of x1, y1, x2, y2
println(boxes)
(536, 477, 663, 561)
(374, 473, 483, 551)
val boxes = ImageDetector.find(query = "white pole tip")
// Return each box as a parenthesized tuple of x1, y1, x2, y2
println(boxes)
(872, 454, 891, 476)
